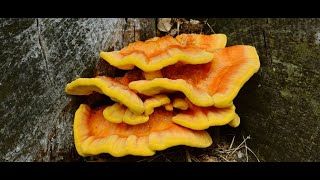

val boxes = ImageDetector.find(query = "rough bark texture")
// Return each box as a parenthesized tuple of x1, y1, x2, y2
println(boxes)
(206, 18, 320, 162)
(0, 18, 127, 161)
(1, 18, 319, 162)
(0, 18, 157, 162)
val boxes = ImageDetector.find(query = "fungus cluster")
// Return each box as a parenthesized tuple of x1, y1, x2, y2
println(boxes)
(65, 34, 260, 157)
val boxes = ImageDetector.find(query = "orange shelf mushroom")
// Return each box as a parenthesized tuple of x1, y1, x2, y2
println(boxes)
(228, 113, 240, 128)
(171, 99, 236, 130)
(65, 76, 144, 114)
(99, 34, 227, 72)
(103, 94, 171, 125)
(74, 104, 212, 157)
(66, 33, 260, 158)
(172, 97, 189, 110)
(129, 45, 260, 108)
(164, 103, 174, 111)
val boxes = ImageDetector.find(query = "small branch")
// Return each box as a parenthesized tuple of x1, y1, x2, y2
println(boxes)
(161, 152, 171, 162)
(137, 154, 161, 162)
(206, 22, 216, 34)
(191, 155, 200, 162)
(229, 136, 235, 150)
(247, 147, 260, 162)
(243, 136, 249, 162)
(185, 148, 192, 162)
(216, 146, 245, 154)
(218, 154, 230, 162)
(229, 135, 251, 156)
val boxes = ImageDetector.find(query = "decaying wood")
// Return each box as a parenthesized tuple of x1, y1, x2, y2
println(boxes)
(205, 18, 320, 162)
(0, 18, 157, 162)
(0, 18, 127, 161)
(123, 18, 156, 46)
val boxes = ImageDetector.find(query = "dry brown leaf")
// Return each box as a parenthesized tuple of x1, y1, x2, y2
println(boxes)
(190, 19, 201, 25)
(157, 18, 173, 32)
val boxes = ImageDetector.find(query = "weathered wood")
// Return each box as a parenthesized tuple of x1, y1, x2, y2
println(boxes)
(206, 18, 320, 162)
(95, 18, 156, 77)
(0, 18, 157, 162)
(123, 18, 157, 46)
(0, 18, 126, 161)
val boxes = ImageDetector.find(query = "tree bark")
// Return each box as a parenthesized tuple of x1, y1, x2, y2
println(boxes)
(206, 18, 320, 162)
(0, 18, 155, 161)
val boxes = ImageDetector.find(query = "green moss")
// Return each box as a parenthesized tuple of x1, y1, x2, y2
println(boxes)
(279, 88, 293, 98)
(294, 43, 313, 58)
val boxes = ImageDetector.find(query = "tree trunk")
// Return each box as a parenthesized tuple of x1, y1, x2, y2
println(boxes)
(207, 18, 320, 162)
(0, 18, 156, 161)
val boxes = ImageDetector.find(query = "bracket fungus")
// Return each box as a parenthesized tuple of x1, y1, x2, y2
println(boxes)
(74, 104, 212, 157)
(171, 99, 236, 130)
(66, 33, 260, 158)
(102, 94, 171, 125)
(99, 34, 227, 72)
(129, 45, 260, 108)
(228, 113, 240, 128)
(65, 76, 144, 114)
(172, 97, 189, 110)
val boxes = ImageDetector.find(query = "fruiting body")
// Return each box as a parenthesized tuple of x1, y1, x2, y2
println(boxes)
(66, 33, 259, 158)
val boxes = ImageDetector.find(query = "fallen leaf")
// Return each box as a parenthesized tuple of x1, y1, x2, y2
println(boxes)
(157, 18, 173, 32)
(190, 19, 200, 25)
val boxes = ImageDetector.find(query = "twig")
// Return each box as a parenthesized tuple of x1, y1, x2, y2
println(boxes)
(203, 19, 208, 25)
(191, 155, 200, 162)
(161, 152, 171, 162)
(185, 148, 192, 162)
(206, 22, 216, 34)
(229, 135, 251, 156)
(243, 136, 249, 162)
(217, 144, 222, 149)
(216, 146, 245, 154)
(247, 147, 260, 162)
(137, 154, 161, 162)
(218, 154, 230, 162)
(229, 136, 235, 150)
(148, 155, 161, 162)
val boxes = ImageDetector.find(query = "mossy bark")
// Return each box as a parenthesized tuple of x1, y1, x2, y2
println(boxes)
(206, 18, 320, 162)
